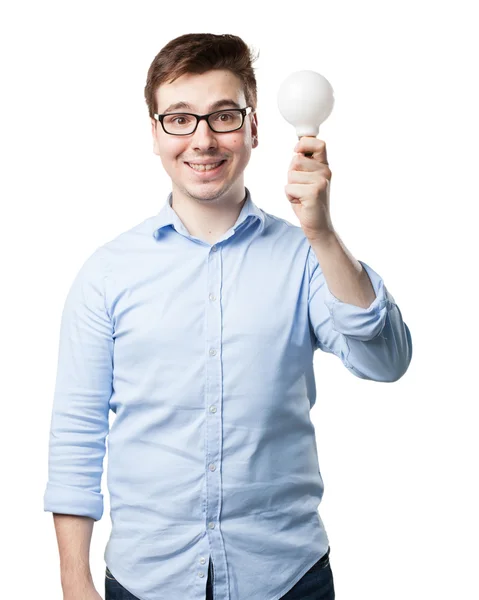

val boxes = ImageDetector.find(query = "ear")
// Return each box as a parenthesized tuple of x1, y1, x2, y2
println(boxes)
(151, 118, 160, 156)
(251, 111, 259, 148)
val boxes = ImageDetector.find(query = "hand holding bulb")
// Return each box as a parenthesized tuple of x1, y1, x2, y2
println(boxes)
(277, 70, 335, 240)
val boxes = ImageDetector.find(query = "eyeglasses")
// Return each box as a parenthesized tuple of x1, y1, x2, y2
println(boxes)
(153, 106, 254, 136)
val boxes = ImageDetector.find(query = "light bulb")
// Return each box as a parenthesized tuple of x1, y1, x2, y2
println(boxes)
(277, 70, 334, 156)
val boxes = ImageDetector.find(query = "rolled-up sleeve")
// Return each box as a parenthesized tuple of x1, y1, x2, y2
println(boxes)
(308, 248, 412, 382)
(43, 248, 113, 521)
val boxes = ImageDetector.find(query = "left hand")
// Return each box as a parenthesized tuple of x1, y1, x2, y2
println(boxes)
(285, 136, 334, 241)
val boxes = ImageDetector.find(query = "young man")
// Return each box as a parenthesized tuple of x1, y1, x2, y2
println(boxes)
(44, 33, 412, 600)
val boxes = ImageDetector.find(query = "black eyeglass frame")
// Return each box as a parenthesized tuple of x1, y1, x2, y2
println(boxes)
(153, 106, 254, 136)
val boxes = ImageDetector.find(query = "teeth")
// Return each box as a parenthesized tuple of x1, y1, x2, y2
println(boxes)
(188, 161, 223, 172)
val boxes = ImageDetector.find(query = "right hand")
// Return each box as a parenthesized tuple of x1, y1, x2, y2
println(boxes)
(63, 586, 103, 600)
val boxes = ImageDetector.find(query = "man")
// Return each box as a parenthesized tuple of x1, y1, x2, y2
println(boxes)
(44, 33, 412, 600)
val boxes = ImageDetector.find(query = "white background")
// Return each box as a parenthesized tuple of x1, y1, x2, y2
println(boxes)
(1, 1, 478, 598)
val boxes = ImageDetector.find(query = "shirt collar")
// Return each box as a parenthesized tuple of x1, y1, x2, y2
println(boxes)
(151, 186, 266, 242)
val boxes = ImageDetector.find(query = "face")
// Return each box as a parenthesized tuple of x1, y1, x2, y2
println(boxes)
(150, 69, 258, 205)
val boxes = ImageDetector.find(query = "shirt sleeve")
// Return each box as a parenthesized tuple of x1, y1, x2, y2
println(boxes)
(307, 247, 413, 382)
(43, 248, 113, 521)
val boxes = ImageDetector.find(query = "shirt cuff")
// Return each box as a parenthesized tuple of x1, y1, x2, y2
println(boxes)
(323, 260, 396, 341)
(43, 482, 104, 521)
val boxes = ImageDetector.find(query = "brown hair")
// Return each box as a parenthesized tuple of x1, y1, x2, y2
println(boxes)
(144, 33, 260, 119)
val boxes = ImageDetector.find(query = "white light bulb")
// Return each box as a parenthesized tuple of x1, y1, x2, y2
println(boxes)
(277, 70, 335, 143)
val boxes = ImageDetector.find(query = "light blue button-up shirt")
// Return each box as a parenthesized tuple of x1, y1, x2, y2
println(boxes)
(43, 187, 412, 600)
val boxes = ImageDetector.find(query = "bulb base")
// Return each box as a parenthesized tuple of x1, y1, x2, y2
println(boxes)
(296, 125, 320, 137)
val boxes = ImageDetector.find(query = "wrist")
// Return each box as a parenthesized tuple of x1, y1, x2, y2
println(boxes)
(307, 228, 337, 245)
(61, 573, 94, 594)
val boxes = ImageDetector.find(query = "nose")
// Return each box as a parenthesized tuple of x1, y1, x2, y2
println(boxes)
(191, 117, 218, 150)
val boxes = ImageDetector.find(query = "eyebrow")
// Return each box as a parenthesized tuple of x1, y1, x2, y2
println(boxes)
(162, 99, 241, 114)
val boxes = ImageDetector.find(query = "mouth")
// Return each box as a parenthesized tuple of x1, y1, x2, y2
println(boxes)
(185, 159, 227, 176)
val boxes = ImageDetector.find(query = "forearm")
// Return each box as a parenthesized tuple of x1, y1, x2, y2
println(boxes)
(309, 231, 376, 309)
(53, 513, 95, 593)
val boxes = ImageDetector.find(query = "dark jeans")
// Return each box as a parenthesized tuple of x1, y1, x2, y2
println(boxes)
(105, 546, 334, 599)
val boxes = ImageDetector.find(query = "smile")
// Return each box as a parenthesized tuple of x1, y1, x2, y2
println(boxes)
(185, 160, 227, 174)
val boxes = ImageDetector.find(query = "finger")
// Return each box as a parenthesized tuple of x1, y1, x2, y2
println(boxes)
(285, 182, 319, 199)
(289, 169, 331, 184)
(296, 137, 328, 164)
(290, 155, 320, 172)
(291, 155, 331, 174)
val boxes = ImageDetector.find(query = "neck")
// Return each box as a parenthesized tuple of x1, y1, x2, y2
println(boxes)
(170, 183, 247, 243)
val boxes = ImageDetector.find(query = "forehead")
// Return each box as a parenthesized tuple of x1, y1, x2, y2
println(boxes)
(155, 69, 245, 113)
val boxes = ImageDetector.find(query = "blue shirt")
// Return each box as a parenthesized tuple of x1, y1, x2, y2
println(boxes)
(43, 187, 412, 600)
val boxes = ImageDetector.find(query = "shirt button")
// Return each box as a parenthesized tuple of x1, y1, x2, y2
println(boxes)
(209, 463, 216, 471)
(200, 557, 206, 565)
(208, 522, 215, 529)
(209, 293, 216, 301)
(209, 406, 217, 413)
(212, 246, 217, 252)
(209, 349, 217, 356)
(198, 572, 205, 578)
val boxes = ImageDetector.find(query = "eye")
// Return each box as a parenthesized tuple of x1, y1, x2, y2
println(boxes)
(215, 112, 234, 122)
(164, 114, 193, 126)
